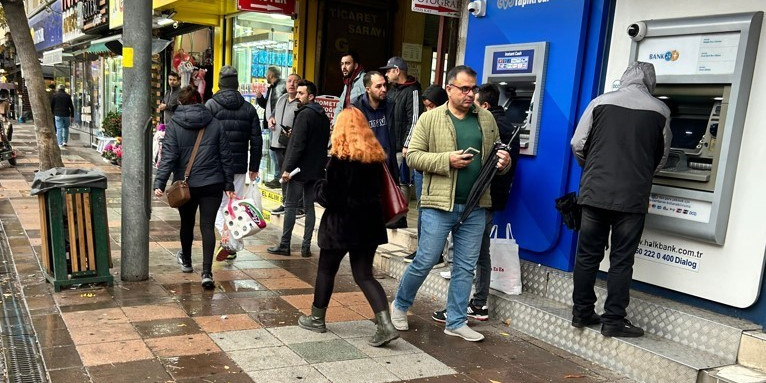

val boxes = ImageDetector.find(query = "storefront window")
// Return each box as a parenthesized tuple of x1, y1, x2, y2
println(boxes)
(104, 56, 123, 115)
(232, 12, 296, 180)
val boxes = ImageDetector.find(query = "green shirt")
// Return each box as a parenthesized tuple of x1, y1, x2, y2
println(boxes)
(449, 107, 482, 204)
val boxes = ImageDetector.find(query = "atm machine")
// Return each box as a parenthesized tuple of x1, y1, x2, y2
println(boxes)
(482, 42, 548, 155)
(629, 12, 762, 244)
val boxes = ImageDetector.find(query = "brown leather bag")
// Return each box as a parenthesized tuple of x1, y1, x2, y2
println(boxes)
(166, 127, 205, 208)
(380, 163, 409, 225)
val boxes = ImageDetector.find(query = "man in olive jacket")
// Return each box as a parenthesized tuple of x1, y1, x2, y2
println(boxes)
(267, 80, 330, 258)
(390, 66, 511, 342)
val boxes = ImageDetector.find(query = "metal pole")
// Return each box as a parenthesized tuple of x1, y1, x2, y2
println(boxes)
(434, 16, 446, 86)
(121, 0, 153, 281)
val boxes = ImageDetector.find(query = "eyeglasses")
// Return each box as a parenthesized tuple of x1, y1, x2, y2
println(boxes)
(448, 83, 479, 94)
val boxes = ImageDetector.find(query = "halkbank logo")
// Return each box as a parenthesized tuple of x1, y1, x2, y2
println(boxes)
(497, 0, 551, 9)
(649, 50, 680, 62)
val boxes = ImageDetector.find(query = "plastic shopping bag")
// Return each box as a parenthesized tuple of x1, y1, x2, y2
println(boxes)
(223, 184, 267, 239)
(489, 223, 522, 295)
(220, 226, 244, 253)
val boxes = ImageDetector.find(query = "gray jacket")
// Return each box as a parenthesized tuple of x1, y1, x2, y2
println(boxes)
(571, 62, 672, 213)
(332, 70, 366, 125)
(269, 93, 300, 149)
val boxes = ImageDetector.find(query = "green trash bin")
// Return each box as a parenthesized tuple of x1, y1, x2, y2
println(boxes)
(32, 168, 114, 291)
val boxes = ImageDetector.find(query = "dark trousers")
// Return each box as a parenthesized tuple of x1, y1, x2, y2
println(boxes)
(280, 179, 316, 249)
(471, 210, 494, 306)
(572, 205, 645, 326)
(178, 183, 224, 274)
(272, 147, 303, 208)
(313, 247, 388, 313)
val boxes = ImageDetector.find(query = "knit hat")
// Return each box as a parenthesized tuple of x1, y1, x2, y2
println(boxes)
(219, 65, 238, 90)
(422, 84, 448, 107)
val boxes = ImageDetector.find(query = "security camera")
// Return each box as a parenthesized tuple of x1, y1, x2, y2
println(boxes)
(627, 21, 647, 41)
(172, 21, 179, 29)
(468, 0, 486, 17)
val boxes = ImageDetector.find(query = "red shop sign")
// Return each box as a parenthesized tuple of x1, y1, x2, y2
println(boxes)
(237, 0, 296, 16)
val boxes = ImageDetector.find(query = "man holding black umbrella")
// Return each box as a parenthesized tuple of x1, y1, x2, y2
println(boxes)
(390, 66, 511, 342)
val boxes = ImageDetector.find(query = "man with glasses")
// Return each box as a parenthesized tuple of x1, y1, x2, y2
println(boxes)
(390, 65, 511, 342)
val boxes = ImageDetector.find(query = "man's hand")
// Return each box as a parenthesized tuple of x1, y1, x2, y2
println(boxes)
(70, 117, 74, 124)
(154, 188, 164, 198)
(402, 147, 408, 158)
(158, 103, 166, 111)
(496, 150, 511, 170)
(268, 117, 276, 130)
(281, 170, 291, 183)
(249, 171, 258, 181)
(226, 191, 237, 200)
(449, 151, 475, 169)
(255, 89, 263, 99)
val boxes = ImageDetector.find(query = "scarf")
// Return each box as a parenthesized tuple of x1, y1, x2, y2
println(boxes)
(343, 64, 365, 108)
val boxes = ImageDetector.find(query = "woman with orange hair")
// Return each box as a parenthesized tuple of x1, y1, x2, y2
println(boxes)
(298, 107, 399, 347)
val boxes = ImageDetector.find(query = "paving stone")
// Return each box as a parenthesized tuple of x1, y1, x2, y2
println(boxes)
(229, 345, 307, 371)
(211, 328, 282, 351)
(266, 325, 340, 344)
(289, 339, 366, 364)
(345, 336, 422, 358)
(145, 333, 221, 357)
(375, 352, 456, 381)
(327, 320, 377, 339)
(313, 358, 400, 383)
(87, 358, 172, 383)
(246, 365, 330, 383)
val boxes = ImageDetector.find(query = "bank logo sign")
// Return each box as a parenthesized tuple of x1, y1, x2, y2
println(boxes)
(649, 50, 681, 62)
(497, 0, 552, 9)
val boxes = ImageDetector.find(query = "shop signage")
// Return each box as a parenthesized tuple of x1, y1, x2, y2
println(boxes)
(29, 0, 63, 52)
(42, 48, 64, 65)
(81, 0, 109, 32)
(237, 0, 296, 16)
(109, 0, 124, 30)
(62, 0, 86, 43)
(411, 0, 460, 18)
(637, 33, 740, 76)
(315, 95, 340, 122)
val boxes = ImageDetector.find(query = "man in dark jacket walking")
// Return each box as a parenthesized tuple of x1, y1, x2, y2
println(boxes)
(268, 80, 330, 258)
(205, 66, 263, 260)
(351, 71, 398, 178)
(159, 71, 181, 123)
(570, 62, 671, 338)
(382, 56, 423, 228)
(50, 84, 75, 147)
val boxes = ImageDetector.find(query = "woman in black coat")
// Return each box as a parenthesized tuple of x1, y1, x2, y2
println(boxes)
(154, 85, 235, 289)
(298, 107, 398, 347)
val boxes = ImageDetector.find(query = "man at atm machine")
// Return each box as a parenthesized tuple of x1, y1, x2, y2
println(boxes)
(570, 61, 672, 338)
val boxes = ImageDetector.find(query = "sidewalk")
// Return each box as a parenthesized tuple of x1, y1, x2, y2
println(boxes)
(0, 123, 634, 383)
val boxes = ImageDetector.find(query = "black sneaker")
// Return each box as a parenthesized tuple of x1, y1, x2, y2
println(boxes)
(296, 209, 306, 219)
(571, 312, 601, 328)
(265, 179, 281, 189)
(431, 309, 446, 323)
(403, 252, 416, 263)
(201, 272, 215, 289)
(601, 319, 644, 338)
(271, 205, 285, 215)
(177, 251, 193, 273)
(467, 301, 488, 321)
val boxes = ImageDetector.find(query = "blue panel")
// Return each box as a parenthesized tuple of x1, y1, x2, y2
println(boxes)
(29, 0, 63, 52)
(466, 0, 613, 271)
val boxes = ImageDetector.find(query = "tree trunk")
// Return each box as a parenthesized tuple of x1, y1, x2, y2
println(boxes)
(1, 0, 63, 170)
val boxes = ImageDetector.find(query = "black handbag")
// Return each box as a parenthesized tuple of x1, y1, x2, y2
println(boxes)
(278, 126, 291, 147)
(555, 192, 581, 231)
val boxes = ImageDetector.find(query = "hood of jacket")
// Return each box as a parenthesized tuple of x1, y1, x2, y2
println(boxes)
(393, 75, 420, 90)
(211, 89, 245, 110)
(357, 93, 390, 111)
(171, 104, 213, 130)
(296, 101, 326, 117)
(620, 61, 656, 93)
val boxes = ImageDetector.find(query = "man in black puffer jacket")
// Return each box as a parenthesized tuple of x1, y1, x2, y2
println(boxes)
(205, 66, 263, 260)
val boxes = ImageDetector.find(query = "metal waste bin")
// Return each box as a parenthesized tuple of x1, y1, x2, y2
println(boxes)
(31, 168, 113, 291)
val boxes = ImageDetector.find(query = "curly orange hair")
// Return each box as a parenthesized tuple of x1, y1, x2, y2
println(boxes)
(330, 107, 387, 163)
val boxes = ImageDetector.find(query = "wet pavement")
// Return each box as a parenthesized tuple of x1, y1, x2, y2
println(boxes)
(0, 123, 634, 382)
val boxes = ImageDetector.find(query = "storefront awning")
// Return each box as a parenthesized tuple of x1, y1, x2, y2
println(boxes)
(153, 0, 241, 26)
(88, 35, 123, 54)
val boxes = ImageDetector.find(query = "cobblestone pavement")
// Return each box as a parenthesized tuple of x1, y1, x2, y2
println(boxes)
(0, 123, 634, 382)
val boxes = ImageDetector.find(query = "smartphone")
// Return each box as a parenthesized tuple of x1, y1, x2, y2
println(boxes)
(462, 147, 480, 157)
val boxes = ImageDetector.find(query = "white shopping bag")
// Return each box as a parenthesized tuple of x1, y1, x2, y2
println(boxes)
(489, 223, 522, 295)
(223, 184, 267, 239)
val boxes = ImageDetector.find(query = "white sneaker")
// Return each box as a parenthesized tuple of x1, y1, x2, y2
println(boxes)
(444, 325, 484, 342)
(390, 301, 409, 331)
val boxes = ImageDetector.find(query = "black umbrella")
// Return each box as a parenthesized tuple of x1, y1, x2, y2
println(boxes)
(456, 126, 520, 227)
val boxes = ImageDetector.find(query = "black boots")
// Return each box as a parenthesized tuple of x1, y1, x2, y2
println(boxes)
(298, 305, 327, 333)
(369, 310, 400, 347)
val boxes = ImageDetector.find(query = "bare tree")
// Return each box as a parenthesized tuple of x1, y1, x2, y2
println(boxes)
(0, 0, 63, 170)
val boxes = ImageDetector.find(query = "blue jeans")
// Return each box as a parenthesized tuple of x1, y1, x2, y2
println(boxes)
(393, 205, 486, 330)
(55, 116, 70, 145)
(413, 170, 423, 236)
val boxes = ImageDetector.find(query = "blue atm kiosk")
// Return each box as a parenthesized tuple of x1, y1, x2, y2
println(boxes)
(464, 0, 614, 271)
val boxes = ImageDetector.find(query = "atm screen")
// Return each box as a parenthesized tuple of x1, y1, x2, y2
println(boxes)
(670, 117, 708, 150)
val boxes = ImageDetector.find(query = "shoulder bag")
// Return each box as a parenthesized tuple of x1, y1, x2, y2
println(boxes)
(166, 127, 205, 208)
(381, 163, 409, 225)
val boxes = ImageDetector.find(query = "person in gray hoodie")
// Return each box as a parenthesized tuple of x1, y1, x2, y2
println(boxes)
(570, 62, 671, 338)
(154, 85, 235, 289)
(205, 66, 263, 261)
